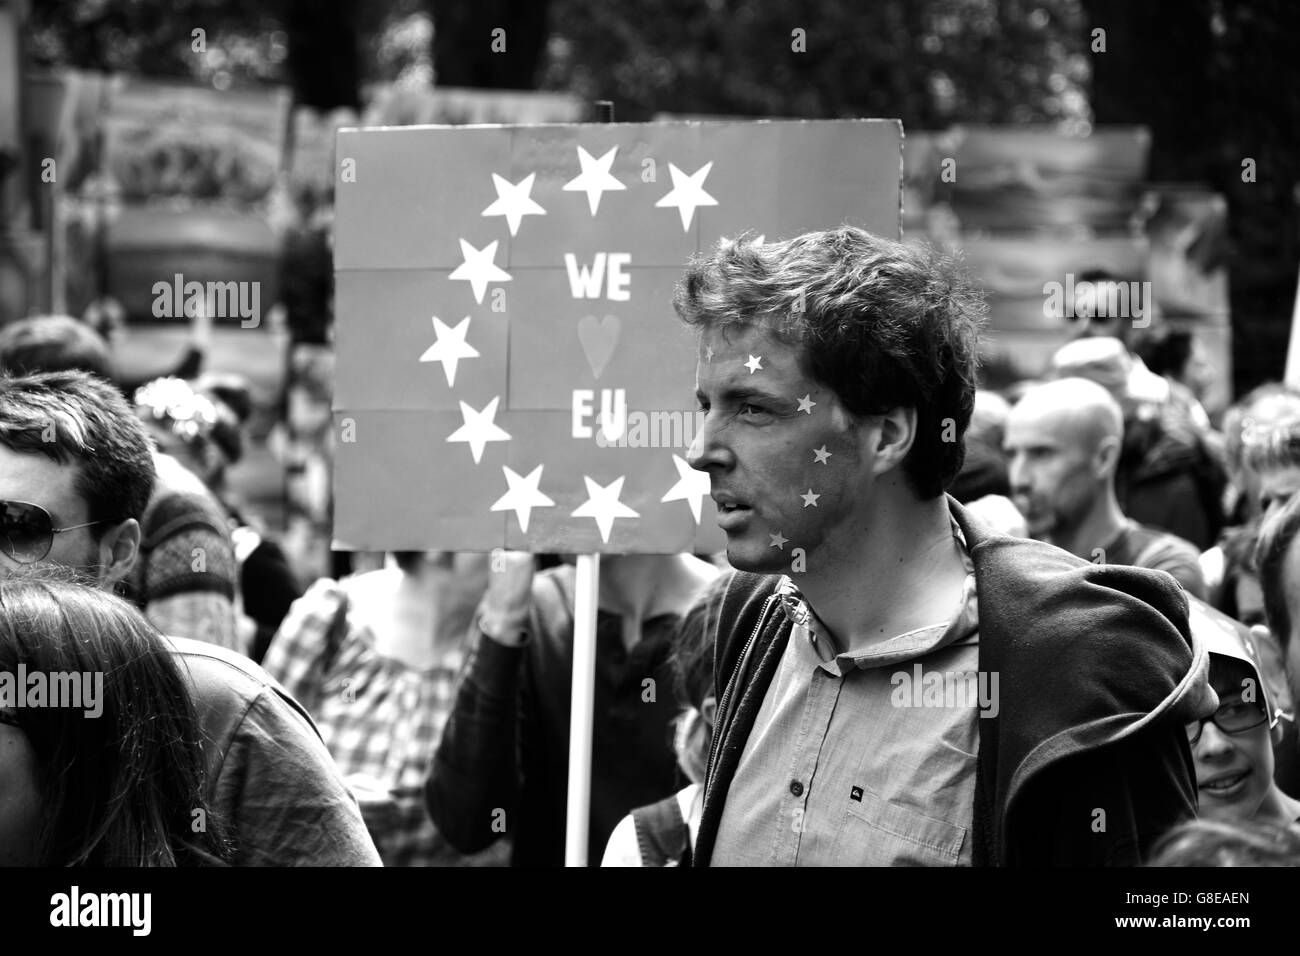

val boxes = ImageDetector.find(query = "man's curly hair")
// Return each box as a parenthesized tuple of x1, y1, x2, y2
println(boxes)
(673, 226, 986, 498)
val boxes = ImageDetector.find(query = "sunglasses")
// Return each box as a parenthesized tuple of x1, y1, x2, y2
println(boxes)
(1186, 697, 1270, 746)
(0, 500, 104, 565)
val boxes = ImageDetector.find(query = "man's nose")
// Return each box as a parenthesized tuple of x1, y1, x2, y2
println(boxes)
(687, 411, 732, 473)
(1006, 456, 1029, 494)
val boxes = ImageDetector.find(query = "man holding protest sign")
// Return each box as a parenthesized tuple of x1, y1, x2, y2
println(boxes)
(425, 551, 716, 866)
(682, 227, 1216, 865)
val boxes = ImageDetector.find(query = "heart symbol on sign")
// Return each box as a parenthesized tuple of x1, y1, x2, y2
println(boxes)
(577, 314, 620, 379)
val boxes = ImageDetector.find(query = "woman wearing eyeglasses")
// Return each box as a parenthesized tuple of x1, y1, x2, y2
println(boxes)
(0, 572, 233, 865)
(1186, 596, 1300, 827)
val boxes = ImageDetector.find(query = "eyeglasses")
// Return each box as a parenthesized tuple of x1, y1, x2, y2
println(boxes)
(1186, 698, 1270, 746)
(0, 500, 104, 565)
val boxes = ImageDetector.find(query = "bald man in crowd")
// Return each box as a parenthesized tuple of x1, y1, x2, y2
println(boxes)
(1004, 377, 1207, 597)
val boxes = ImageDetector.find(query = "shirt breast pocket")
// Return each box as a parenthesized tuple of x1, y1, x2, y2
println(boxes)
(833, 789, 967, 866)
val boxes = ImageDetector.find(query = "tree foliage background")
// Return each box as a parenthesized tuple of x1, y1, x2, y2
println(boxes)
(27, 0, 1300, 393)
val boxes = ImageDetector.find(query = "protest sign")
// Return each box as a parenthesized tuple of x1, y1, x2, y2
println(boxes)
(333, 118, 902, 554)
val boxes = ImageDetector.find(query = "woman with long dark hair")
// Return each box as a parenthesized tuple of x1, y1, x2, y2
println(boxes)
(0, 572, 231, 865)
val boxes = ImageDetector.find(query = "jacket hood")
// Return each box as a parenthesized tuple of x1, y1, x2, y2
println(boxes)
(948, 496, 1214, 825)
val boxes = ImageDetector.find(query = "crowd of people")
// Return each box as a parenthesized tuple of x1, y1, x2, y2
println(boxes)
(4, 225, 1300, 867)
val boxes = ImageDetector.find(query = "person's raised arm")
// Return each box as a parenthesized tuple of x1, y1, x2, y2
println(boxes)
(424, 551, 535, 854)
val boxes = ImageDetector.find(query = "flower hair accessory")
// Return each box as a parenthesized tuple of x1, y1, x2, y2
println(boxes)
(133, 377, 220, 444)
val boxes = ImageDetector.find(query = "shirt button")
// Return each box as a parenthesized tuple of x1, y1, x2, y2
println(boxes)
(790, 780, 804, 797)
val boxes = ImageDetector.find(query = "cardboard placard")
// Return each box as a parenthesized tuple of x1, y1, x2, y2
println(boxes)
(333, 119, 901, 552)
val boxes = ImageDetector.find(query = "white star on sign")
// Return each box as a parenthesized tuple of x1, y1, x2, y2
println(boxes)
(655, 161, 718, 231)
(813, 446, 831, 464)
(481, 172, 546, 236)
(660, 454, 712, 524)
(797, 394, 816, 414)
(571, 475, 640, 543)
(563, 145, 626, 215)
(446, 396, 511, 464)
(769, 531, 788, 550)
(801, 489, 821, 508)
(744, 355, 763, 374)
(450, 238, 511, 305)
(419, 315, 480, 387)
(491, 464, 555, 534)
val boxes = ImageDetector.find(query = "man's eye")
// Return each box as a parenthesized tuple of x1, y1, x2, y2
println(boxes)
(739, 404, 766, 417)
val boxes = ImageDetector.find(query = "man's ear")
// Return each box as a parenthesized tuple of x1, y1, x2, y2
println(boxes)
(1094, 434, 1121, 480)
(870, 406, 918, 478)
(96, 519, 140, 589)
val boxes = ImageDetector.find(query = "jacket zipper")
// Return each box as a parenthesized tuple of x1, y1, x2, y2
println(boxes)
(705, 593, 777, 788)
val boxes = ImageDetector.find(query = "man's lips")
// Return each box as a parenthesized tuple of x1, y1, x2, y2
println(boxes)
(712, 494, 753, 529)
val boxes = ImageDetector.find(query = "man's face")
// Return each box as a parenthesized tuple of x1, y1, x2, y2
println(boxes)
(1257, 465, 1300, 523)
(0, 445, 104, 578)
(1191, 657, 1276, 825)
(688, 324, 876, 574)
(1004, 407, 1100, 540)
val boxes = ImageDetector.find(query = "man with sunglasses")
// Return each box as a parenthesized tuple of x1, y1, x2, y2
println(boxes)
(1184, 596, 1300, 827)
(0, 370, 381, 865)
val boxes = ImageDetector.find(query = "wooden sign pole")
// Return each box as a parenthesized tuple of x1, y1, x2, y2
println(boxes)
(563, 99, 616, 869)
(564, 551, 601, 866)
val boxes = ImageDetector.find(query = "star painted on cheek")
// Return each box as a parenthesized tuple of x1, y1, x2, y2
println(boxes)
(812, 446, 831, 464)
(768, 531, 788, 550)
(744, 355, 763, 374)
(800, 489, 821, 508)
(796, 394, 816, 414)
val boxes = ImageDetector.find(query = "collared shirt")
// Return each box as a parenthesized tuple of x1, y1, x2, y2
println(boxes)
(712, 520, 982, 866)
(264, 575, 488, 866)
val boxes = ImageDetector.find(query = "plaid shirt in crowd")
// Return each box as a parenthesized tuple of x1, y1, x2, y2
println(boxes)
(264, 574, 505, 866)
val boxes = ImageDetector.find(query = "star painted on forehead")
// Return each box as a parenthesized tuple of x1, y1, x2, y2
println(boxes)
(744, 355, 763, 374)
(660, 454, 712, 524)
(491, 464, 555, 534)
(563, 145, 626, 215)
(704, 344, 714, 363)
(449, 239, 511, 304)
(481, 172, 547, 236)
(571, 475, 640, 544)
(655, 161, 718, 231)
(446, 397, 512, 464)
(419, 315, 479, 387)
(769, 531, 788, 550)
(801, 489, 821, 508)
(813, 446, 831, 464)
(797, 394, 816, 414)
